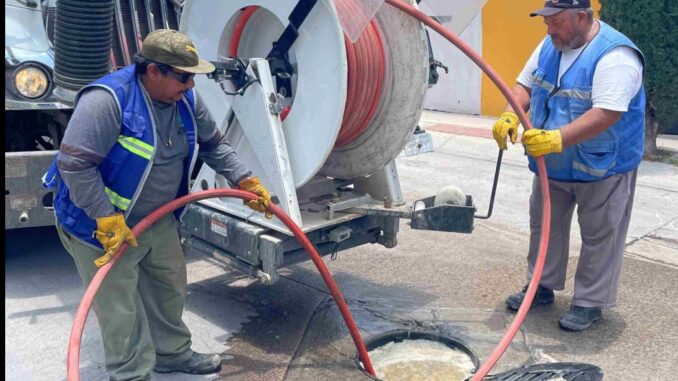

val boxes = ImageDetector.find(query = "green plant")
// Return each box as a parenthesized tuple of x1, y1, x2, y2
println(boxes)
(600, 0, 678, 154)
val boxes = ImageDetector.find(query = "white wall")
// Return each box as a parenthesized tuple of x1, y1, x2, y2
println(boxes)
(421, 1, 483, 114)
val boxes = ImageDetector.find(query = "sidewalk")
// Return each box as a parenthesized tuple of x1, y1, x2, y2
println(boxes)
(419, 109, 678, 158)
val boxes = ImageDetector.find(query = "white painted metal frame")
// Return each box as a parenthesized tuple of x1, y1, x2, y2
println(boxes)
(181, 0, 347, 187)
(191, 59, 302, 230)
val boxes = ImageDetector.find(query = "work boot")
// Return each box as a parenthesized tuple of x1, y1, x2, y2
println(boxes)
(559, 305, 602, 331)
(154, 351, 222, 375)
(505, 284, 554, 311)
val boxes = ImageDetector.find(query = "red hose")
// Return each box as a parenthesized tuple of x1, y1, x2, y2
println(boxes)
(229, 2, 386, 146)
(333, 0, 386, 147)
(229, 6, 258, 59)
(71, 3, 551, 380)
(66, 189, 376, 380)
(383, 0, 552, 379)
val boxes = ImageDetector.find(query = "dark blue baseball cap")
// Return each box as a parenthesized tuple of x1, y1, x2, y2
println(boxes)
(530, 0, 592, 17)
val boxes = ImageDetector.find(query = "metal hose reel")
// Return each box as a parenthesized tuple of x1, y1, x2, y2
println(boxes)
(181, 0, 428, 233)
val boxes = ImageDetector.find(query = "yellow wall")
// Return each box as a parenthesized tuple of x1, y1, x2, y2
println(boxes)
(480, 0, 600, 117)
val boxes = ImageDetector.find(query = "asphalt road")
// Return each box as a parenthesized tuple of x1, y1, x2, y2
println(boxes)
(6, 125, 678, 380)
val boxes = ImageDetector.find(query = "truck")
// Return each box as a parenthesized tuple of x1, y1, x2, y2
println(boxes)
(5, 0, 478, 286)
(4, 0, 183, 229)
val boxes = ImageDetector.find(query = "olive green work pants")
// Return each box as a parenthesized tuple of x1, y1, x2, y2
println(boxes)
(57, 215, 193, 381)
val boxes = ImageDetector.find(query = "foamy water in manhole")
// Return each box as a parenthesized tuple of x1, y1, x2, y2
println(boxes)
(358, 332, 478, 381)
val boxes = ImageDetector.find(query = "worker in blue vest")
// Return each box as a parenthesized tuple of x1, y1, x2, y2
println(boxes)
(492, 0, 645, 331)
(43, 29, 272, 380)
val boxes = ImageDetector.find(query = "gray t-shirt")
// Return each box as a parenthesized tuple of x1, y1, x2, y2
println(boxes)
(57, 80, 250, 226)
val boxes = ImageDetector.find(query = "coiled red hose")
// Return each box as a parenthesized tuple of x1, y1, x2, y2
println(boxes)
(333, 0, 386, 147)
(383, 1, 552, 379)
(229, 2, 386, 147)
(66, 189, 376, 380)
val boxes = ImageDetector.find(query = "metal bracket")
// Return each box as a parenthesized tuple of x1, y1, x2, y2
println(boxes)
(341, 205, 412, 219)
(267, 92, 285, 115)
(207, 59, 249, 87)
(337, 196, 477, 234)
(325, 193, 373, 220)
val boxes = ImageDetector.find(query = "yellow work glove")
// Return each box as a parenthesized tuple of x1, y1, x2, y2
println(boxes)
(492, 111, 520, 150)
(94, 213, 138, 267)
(521, 129, 563, 157)
(238, 176, 273, 219)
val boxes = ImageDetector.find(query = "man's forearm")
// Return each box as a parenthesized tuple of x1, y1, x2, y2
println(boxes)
(199, 145, 251, 187)
(504, 84, 531, 114)
(560, 107, 622, 147)
(58, 165, 116, 218)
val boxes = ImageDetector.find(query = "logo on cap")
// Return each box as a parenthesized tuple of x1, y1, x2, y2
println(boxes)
(185, 45, 197, 54)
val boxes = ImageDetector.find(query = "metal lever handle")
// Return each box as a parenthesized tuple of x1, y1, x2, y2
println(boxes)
(474, 149, 503, 220)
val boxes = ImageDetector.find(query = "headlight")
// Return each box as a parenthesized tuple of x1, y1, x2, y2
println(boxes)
(14, 65, 49, 99)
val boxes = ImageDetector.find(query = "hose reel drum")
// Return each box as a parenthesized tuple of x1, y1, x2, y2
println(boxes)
(181, 0, 428, 232)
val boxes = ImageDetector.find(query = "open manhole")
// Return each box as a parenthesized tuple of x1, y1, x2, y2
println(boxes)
(356, 330, 479, 381)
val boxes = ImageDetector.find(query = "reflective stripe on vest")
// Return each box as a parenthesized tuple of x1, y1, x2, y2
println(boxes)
(532, 75, 556, 93)
(554, 88, 592, 100)
(104, 187, 131, 211)
(572, 161, 616, 177)
(117, 135, 154, 160)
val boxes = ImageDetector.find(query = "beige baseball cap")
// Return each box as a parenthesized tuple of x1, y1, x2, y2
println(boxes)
(141, 29, 215, 74)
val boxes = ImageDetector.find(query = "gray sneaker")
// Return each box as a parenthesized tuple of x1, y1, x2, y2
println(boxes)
(559, 305, 602, 331)
(505, 284, 554, 311)
(154, 351, 222, 375)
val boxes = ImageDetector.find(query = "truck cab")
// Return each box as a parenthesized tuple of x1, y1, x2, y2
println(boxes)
(4, 0, 182, 229)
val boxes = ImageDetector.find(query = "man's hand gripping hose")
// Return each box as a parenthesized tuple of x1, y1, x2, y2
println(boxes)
(383, 1, 553, 379)
(66, 189, 377, 381)
(93, 213, 138, 267)
(238, 176, 273, 219)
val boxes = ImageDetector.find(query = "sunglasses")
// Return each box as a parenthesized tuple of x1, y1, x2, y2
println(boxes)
(157, 64, 195, 84)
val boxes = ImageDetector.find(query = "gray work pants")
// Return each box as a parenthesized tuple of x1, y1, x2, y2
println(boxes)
(526, 169, 637, 308)
(57, 215, 193, 381)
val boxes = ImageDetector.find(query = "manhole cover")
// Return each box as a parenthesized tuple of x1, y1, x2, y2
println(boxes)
(356, 330, 479, 381)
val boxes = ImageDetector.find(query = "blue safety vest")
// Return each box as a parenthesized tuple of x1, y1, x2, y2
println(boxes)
(528, 21, 646, 182)
(42, 65, 198, 249)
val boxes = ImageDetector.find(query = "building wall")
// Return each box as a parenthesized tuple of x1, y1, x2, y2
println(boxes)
(480, 0, 601, 117)
(423, 13, 483, 114)
(421, 0, 486, 114)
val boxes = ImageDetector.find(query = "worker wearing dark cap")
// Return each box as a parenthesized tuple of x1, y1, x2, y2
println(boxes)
(43, 29, 272, 379)
(491, 0, 645, 331)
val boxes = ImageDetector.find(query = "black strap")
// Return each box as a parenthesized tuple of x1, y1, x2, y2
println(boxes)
(267, 0, 319, 96)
